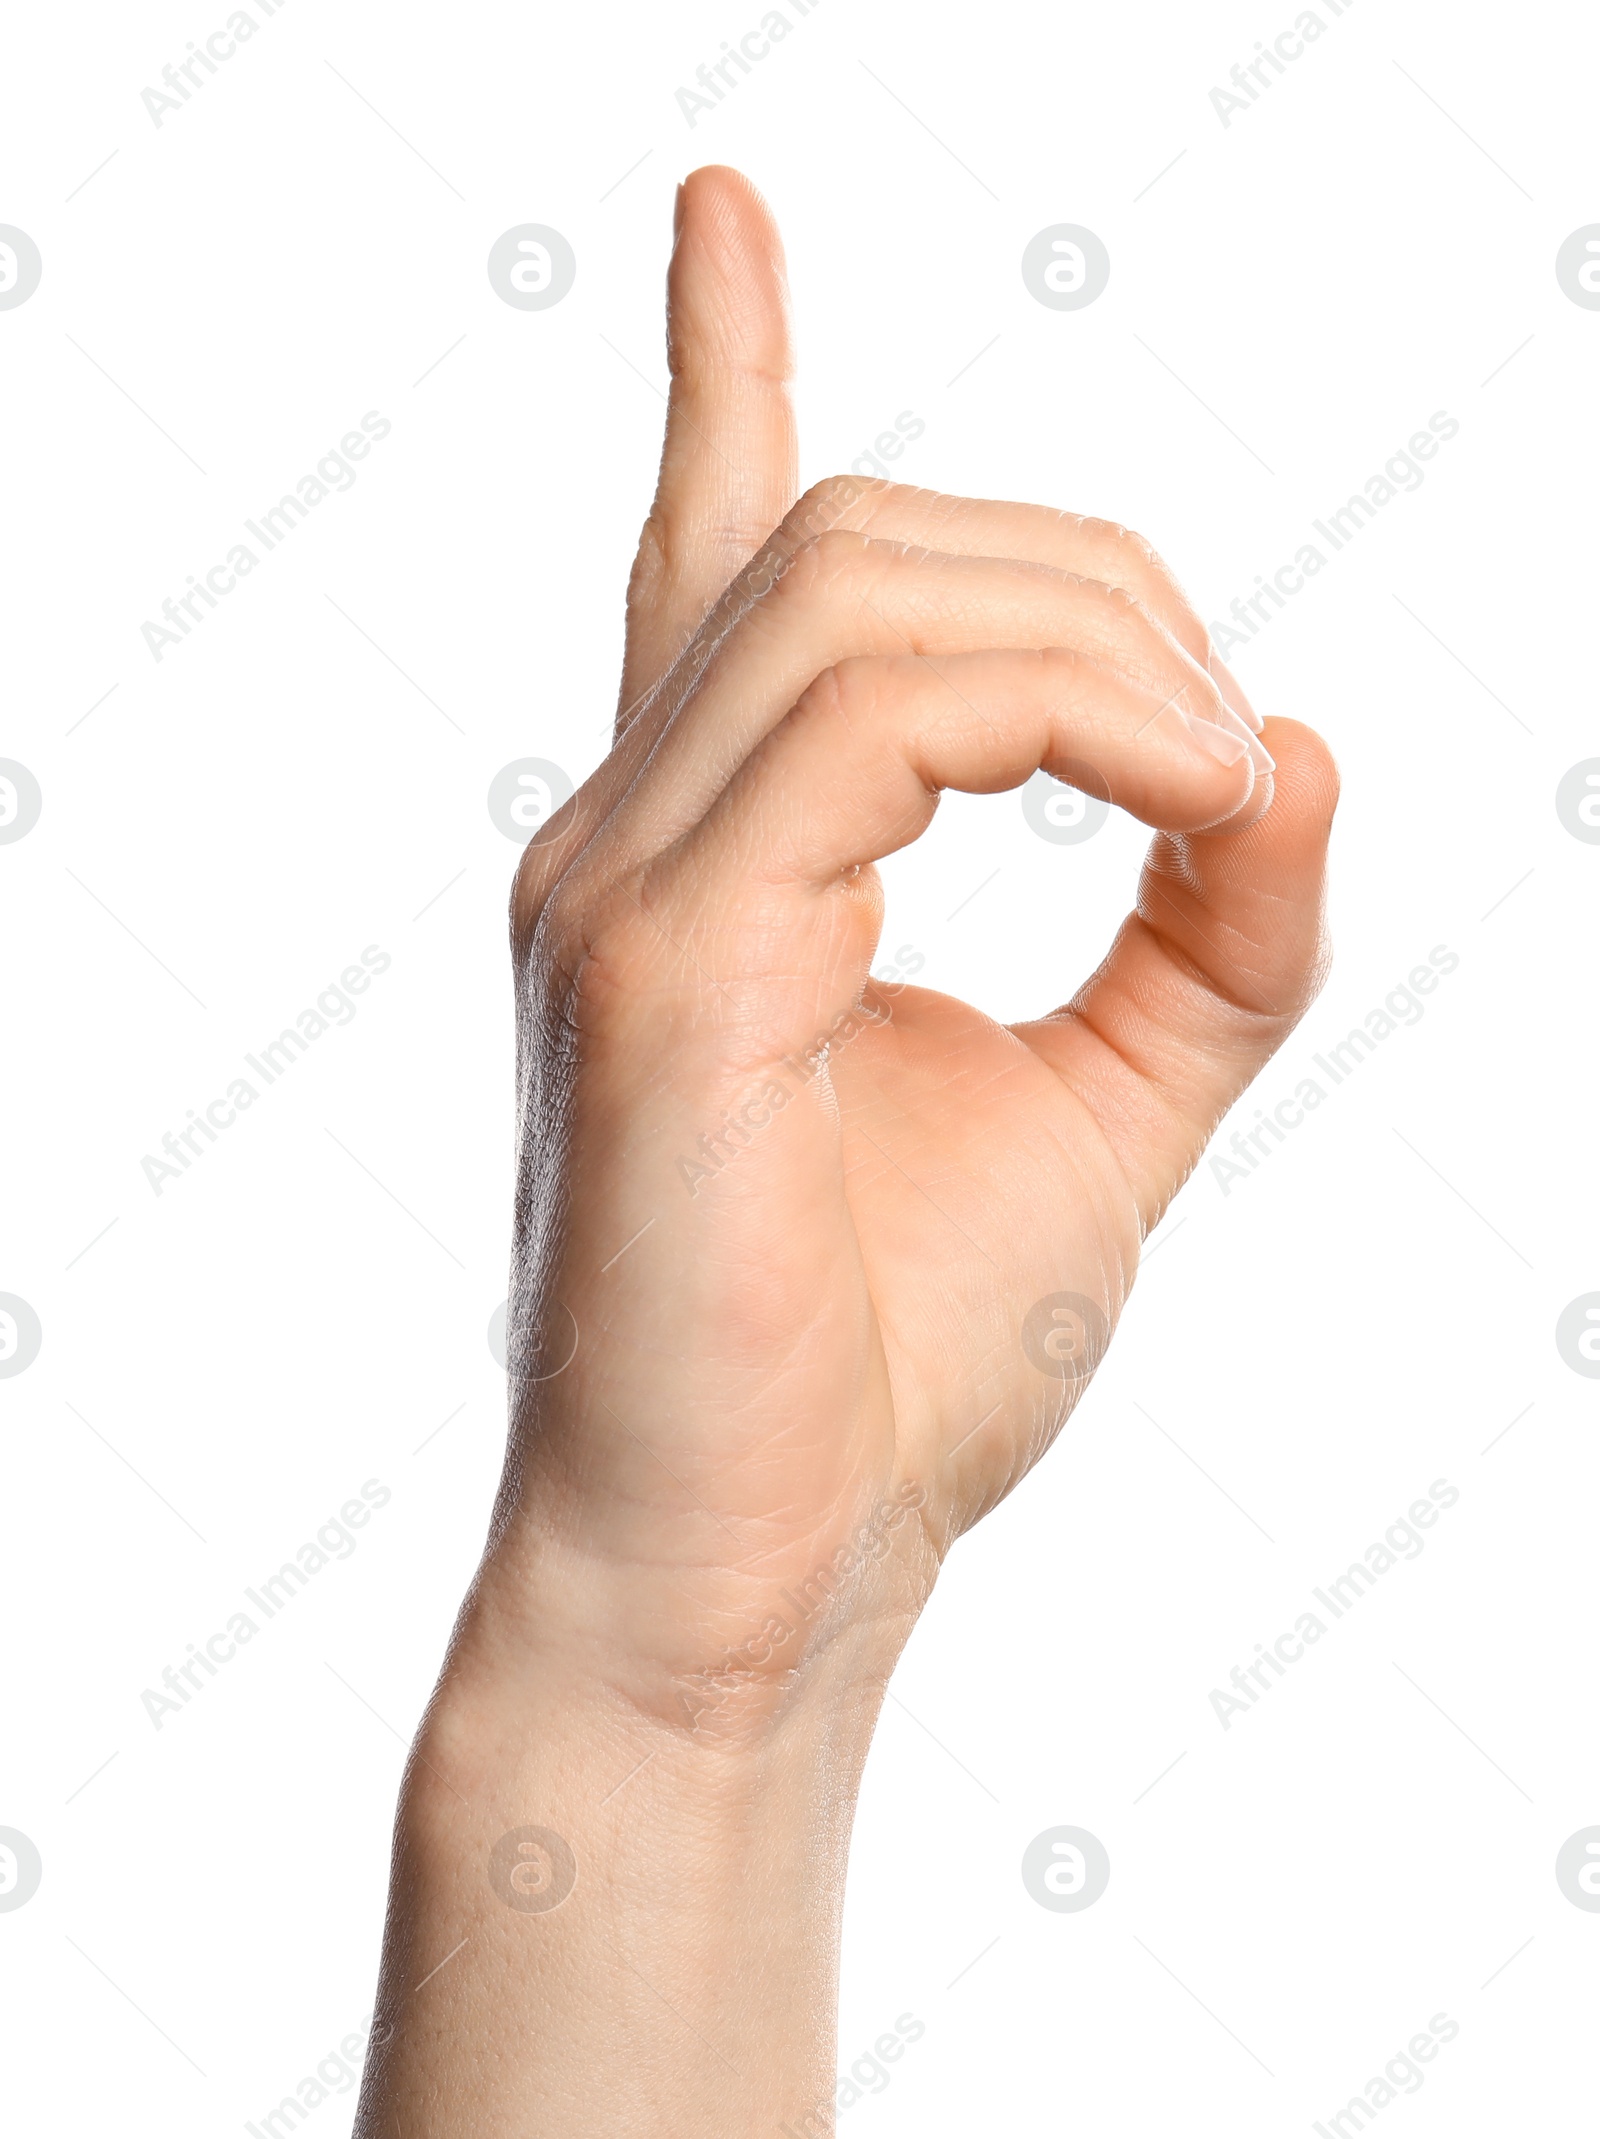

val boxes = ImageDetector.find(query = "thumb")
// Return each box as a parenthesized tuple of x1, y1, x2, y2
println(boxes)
(619, 165, 798, 720)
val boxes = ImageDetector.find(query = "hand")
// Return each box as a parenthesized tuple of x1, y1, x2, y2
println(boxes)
(355, 165, 1337, 2138)
(489, 166, 1335, 1719)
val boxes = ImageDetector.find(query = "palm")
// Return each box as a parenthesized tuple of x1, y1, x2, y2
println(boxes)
(832, 985, 1133, 1530)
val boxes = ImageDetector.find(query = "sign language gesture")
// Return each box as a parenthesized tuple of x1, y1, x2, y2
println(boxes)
(357, 165, 1338, 2139)
(499, 165, 1338, 1685)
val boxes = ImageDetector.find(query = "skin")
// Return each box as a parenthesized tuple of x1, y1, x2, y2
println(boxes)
(354, 166, 1338, 2136)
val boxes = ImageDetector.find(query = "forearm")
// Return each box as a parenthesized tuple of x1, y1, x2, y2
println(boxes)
(355, 1554, 901, 2138)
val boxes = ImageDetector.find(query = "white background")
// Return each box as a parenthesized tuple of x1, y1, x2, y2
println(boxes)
(4, 1, 1597, 2132)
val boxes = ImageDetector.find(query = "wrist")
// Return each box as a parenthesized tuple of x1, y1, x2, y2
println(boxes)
(363, 1577, 901, 2137)
(438, 1473, 933, 1752)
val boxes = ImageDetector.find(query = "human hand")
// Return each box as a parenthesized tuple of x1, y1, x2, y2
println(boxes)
(356, 164, 1337, 2139)
(485, 167, 1338, 1727)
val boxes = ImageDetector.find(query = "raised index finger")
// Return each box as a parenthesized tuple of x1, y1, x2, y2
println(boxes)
(619, 167, 799, 720)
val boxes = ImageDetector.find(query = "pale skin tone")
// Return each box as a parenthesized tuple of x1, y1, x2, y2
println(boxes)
(354, 166, 1338, 2135)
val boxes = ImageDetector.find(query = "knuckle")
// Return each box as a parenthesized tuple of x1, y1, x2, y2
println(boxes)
(1083, 516, 1209, 652)
(1071, 514, 1163, 575)
(520, 867, 587, 988)
(1037, 644, 1088, 682)
(793, 653, 893, 733)
(523, 871, 653, 1046)
(786, 473, 876, 537)
(722, 520, 877, 628)
(1073, 572, 1175, 659)
(511, 842, 564, 944)
(1066, 513, 1207, 626)
(806, 524, 875, 573)
(772, 524, 877, 605)
(509, 794, 586, 947)
(1078, 574, 1141, 613)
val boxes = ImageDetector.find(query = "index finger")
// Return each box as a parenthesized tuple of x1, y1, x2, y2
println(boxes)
(620, 167, 799, 718)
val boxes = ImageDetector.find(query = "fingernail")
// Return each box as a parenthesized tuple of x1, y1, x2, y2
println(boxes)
(1208, 652, 1263, 733)
(1213, 698, 1276, 776)
(673, 181, 687, 236)
(1177, 708, 1251, 769)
